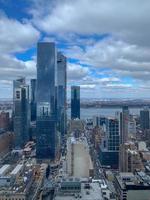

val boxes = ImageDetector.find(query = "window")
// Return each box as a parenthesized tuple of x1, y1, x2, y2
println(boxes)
(16, 91, 20, 99)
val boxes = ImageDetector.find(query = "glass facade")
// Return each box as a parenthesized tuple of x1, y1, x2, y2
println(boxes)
(13, 78, 30, 148)
(120, 106, 129, 144)
(71, 86, 80, 119)
(36, 42, 57, 159)
(99, 118, 120, 168)
(140, 109, 150, 130)
(57, 52, 67, 136)
(30, 79, 36, 121)
(106, 118, 120, 151)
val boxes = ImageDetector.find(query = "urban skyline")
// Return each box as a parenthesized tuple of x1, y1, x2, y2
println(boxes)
(0, 1, 150, 200)
(0, 0, 150, 99)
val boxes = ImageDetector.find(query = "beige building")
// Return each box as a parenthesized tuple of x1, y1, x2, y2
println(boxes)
(119, 142, 144, 172)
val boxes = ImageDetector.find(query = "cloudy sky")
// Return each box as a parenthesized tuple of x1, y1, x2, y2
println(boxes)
(0, 0, 150, 99)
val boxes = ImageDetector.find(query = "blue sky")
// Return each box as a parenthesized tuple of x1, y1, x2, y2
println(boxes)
(0, 0, 150, 99)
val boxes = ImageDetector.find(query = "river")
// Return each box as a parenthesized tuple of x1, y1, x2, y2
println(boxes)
(67, 107, 141, 119)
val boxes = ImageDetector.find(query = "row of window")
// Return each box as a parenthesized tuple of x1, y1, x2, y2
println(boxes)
(61, 186, 81, 190)
(108, 146, 119, 151)
(0, 197, 25, 200)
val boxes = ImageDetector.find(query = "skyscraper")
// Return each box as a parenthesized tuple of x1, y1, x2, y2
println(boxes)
(71, 86, 80, 119)
(57, 52, 67, 136)
(30, 79, 37, 121)
(99, 118, 120, 168)
(119, 106, 129, 171)
(120, 106, 129, 144)
(140, 108, 150, 130)
(119, 142, 144, 172)
(13, 77, 30, 148)
(36, 42, 58, 159)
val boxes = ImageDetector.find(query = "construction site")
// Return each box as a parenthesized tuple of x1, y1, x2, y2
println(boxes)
(66, 136, 94, 178)
(0, 161, 47, 200)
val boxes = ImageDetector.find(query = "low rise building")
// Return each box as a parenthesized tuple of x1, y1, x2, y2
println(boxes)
(54, 177, 116, 200)
(0, 164, 10, 176)
(0, 162, 43, 200)
(54, 178, 103, 200)
(114, 172, 150, 200)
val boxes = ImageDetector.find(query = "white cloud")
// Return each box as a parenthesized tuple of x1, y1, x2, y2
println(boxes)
(80, 84, 96, 89)
(63, 38, 150, 82)
(0, 13, 39, 86)
(30, 0, 150, 46)
(29, 0, 150, 98)
(99, 77, 120, 83)
(0, 54, 36, 80)
(67, 63, 89, 80)
(106, 83, 132, 89)
(0, 13, 40, 53)
(1, 0, 150, 98)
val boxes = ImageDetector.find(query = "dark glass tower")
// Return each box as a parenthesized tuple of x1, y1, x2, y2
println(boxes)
(13, 77, 30, 149)
(30, 79, 37, 121)
(140, 108, 150, 130)
(71, 86, 80, 119)
(36, 42, 57, 159)
(99, 118, 119, 169)
(57, 52, 67, 136)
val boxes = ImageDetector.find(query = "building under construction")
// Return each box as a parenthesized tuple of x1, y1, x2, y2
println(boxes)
(66, 137, 94, 178)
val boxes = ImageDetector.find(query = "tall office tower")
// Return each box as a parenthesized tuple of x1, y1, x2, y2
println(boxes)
(71, 86, 80, 119)
(57, 52, 67, 136)
(120, 106, 129, 144)
(99, 118, 120, 169)
(128, 115, 136, 139)
(13, 77, 30, 149)
(140, 108, 150, 130)
(30, 79, 37, 121)
(119, 142, 144, 172)
(36, 42, 58, 159)
(119, 106, 129, 171)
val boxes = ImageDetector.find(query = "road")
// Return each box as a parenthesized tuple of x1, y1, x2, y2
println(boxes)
(86, 130, 106, 180)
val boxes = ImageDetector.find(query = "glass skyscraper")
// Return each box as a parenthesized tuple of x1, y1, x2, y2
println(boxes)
(99, 118, 120, 168)
(120, 106, 129, 144)
(30, 79, 37, 122)
(36, 42, 57, 159)
(71, 86, 80, 119)
(13, 77, 30, 149)
(57, 52, 67, 136)
(140, 108, 150, 130)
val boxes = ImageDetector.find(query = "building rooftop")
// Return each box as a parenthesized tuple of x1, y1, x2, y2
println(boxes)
(10, 164, 23, 175)
(0, 165, 10, 176)
(55, 182, 103, 200)
(0, 162, 35, 196)
(115, 172, 150, 190)
(67, 137, 93, 178)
